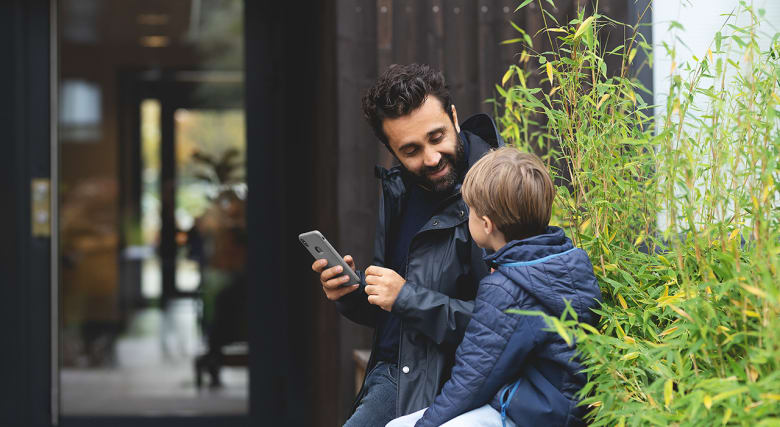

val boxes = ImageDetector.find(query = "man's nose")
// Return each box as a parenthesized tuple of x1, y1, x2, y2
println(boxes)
(423, 147, 441, 167)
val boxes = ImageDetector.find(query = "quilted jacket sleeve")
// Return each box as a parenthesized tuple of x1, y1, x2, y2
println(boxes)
(414, 276, 546, 427)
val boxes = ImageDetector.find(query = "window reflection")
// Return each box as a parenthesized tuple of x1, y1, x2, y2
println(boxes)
(59, 0, 247, 416)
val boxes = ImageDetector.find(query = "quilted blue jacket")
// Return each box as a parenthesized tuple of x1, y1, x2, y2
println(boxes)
(415, 226, 602, 427)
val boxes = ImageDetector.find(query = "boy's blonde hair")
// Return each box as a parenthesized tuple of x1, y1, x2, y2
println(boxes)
(462, 147, 554, 241)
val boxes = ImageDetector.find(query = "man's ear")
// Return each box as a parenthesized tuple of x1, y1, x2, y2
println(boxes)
(451, 104, 461, 133)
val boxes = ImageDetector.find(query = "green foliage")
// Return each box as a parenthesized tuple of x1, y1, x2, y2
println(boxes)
(498, 1, 779, 425)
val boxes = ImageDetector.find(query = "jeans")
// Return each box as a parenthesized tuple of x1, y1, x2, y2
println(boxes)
(385, 404, 517, 427)
(344, 361, 398, 427)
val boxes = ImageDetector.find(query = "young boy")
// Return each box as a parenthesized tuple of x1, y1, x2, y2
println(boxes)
(387, 147, 602, 427)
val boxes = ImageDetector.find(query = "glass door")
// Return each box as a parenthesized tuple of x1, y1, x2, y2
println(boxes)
(57, 0, 248, 417)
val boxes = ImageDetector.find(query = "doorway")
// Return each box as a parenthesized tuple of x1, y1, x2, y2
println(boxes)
(58, 0, 248, 417)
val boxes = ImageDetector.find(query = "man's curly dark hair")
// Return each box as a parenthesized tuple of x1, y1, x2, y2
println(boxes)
(362, 63, 454, 148)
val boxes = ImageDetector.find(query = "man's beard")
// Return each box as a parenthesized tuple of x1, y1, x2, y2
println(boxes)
(408, 135, 466, 193)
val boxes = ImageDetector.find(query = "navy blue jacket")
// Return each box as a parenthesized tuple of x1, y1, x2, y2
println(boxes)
(415, 227, 602, 427)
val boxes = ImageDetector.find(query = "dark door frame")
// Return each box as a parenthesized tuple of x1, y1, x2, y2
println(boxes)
(0, 1, 304, 426)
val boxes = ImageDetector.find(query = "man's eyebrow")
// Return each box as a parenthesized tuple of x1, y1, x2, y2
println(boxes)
(397, 141, 420, 152)
(427, 126, 446, 138)
(397, 127, 447, 152)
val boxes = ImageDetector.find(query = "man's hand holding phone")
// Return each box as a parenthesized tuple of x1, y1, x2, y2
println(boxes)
(312, 255, 360, 300)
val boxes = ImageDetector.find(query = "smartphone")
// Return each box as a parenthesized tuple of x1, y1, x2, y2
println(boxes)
(299, 230, 360, 288)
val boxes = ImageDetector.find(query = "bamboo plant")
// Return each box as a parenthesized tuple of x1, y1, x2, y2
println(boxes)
(496, 1, 779, 425)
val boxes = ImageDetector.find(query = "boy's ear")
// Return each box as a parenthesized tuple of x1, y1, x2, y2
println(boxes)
(481, 215, 494, 236)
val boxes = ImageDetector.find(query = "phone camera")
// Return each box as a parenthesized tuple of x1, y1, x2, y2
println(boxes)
(301, 239, 308, 247)
(314, 246, 322, 253)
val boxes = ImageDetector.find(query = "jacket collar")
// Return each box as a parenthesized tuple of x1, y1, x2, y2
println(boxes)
(483, 226, 574, 269)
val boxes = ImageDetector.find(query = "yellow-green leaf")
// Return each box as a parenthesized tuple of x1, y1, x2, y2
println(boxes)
(741, 284, 766, 297)
(520, 50, 530, 64)
(626, 89, 636, 105)
(579, 217, 591, 233)
(615, 321, 626, 338)
(552, 318, 572, 346)
(596, 93, 610, 109)
(668, 304, 693, 321)
(761, 182, 771, 203)
(628, 48, 637, 64)
(574, 16, 595, 39)
(546, 62, 554, 85)
(712, 387, 749, 403)
(703, 394, 712, 409)
(664, 379, 674, 408)
(579, 322, 601, 335)
(501, 68, 513, 87)
(617, 293, 628, 310)
(721, 408, 732, 425)
(659, 326, 678, 337)
(620, 351, 639, 361)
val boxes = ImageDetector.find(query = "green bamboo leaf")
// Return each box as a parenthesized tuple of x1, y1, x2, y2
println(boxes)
(574, 16, 595, 40)
(515, 0, 534, 12)
(664, 379, 674, 408)
(500, 38, 525, 45)
(501, 68, 513, 87)
(551, 318, 572, 346)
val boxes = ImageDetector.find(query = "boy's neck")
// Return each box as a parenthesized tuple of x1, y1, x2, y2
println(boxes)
(487, 234, 507, 253)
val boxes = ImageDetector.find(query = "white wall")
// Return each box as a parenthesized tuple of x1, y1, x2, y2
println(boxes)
(652, 0, 780, 116)
(651, 0, 779, 232)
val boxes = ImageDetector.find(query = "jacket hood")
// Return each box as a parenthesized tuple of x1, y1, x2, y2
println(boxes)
(483, 226, 600, 322)
(460, 113, 503, 161)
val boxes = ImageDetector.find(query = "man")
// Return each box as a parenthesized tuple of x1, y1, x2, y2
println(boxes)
(312, 63, 503, 426)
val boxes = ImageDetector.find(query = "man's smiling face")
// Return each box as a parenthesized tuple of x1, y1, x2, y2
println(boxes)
(382, 96, 463, 193)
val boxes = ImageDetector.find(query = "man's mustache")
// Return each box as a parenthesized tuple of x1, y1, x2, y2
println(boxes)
(423, 156, 453, 175)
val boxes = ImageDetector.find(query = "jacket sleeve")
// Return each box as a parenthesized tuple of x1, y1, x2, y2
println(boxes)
(333, 270, 379, 327)
(390, 281, 475, 345)
(390, 234, 486, 345)
(334, 187, 388, 327)
(414, 280, 546, 427)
